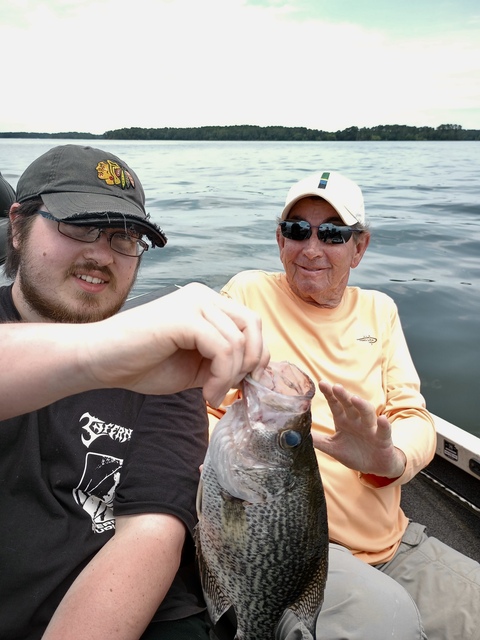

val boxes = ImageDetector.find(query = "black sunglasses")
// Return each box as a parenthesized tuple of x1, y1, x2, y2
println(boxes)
(279, 220, 363, 244)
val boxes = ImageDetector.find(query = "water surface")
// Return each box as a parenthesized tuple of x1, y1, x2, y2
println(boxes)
(1, 139, 478, 436)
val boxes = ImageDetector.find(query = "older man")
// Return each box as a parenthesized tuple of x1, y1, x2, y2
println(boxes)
(210, 171, 480, 640)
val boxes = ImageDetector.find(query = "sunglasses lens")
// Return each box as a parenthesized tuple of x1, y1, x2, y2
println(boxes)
(318, 224, 353, 244)
(280, 220, 312, 240)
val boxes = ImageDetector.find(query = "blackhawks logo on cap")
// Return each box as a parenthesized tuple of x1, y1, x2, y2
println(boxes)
(96, 160, 135, 190)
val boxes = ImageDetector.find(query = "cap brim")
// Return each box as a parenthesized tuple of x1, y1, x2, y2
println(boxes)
(42, 192, 167, 247)
(63, 213, 167, 248)
(42, 191, 144, 218)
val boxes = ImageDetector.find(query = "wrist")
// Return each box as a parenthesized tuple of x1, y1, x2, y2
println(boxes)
(388, 447, 407, 479)
(359, 448, 407, 488)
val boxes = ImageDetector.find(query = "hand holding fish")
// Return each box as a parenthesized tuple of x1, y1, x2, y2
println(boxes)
(89, 283, 270, 407)
(0, 283, 269, 419)
(314, 381, 407, 479)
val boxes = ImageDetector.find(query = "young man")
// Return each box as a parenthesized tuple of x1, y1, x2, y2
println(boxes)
(210, 171, 480, 640)
(0, 144, 268, 640)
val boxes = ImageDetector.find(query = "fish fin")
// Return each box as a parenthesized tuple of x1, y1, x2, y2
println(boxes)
(275, 610, 315, 640)
(287, 547, 328, 638)
(195, 530, 232, 626)
(281, 608, 319, 640)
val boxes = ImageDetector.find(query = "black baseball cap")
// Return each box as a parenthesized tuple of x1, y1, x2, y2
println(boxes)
(16, 144, 167, 247)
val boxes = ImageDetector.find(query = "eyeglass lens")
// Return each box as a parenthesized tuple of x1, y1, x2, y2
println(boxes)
(58, 221, 148, 257)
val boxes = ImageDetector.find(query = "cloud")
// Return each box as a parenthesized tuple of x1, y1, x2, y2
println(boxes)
(1, 0, 479, 133)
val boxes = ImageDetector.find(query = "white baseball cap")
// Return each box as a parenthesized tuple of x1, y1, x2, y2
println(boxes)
(280, 171, 365, 226)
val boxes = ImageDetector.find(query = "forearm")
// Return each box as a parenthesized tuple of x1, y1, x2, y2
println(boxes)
(389, 410, 437, 481)
(382, 308, 436, 480)
(0, 323, 100, 419)
(314, 381, 435, 481)
(43, 513, 185, 640)
(1, 283, 268, 419)
(357, 411, 436, 489)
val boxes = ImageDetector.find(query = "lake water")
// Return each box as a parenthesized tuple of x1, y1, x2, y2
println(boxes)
(1, 139, 479, 437)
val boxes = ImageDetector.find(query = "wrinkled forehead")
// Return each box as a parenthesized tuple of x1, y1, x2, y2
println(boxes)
(287, 196, 343, 222)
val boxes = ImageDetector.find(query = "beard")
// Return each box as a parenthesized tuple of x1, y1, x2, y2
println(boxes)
(17, 258, 138, 323)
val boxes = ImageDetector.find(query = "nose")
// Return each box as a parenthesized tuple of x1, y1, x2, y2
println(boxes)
(302, 233, 325, 257)
(81, 233, 115, 265)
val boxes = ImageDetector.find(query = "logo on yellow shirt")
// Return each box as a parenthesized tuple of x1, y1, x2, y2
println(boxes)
(357, 335, 377, 344)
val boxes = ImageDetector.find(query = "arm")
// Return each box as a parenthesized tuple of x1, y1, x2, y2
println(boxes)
(313, 302, 436, 484)
(43, 388, 208, 639)
(43, 513, 185, 640)
(0, 282, 269, 419)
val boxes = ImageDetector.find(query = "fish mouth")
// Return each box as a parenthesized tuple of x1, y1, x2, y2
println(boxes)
(246, 361, 315, 401)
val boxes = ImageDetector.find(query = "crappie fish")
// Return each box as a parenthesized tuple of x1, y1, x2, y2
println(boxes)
(195, 361, 328, 640)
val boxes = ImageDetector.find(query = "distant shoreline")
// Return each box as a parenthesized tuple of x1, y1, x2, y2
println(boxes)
(0, 124, 479, 141)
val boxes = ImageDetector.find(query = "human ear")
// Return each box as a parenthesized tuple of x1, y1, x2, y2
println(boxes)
(276, 224, 285, 250)
(9, 204, 23, 250)
(351, 232, 370, 268)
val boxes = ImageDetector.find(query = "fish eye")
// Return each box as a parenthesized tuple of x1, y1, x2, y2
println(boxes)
(280, 429, 302, 449)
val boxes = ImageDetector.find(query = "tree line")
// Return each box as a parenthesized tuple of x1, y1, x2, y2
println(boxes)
(0, 131, 101, 140)
(1, 124, 478, 141)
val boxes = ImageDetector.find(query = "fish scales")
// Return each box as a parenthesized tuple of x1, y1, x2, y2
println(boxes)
(196, 361, 328, 640)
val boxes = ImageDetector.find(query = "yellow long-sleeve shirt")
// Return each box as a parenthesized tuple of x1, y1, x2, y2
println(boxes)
(208, 270, 436, 564)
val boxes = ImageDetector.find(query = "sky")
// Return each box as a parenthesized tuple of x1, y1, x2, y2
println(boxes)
(1, 0, 479, 134)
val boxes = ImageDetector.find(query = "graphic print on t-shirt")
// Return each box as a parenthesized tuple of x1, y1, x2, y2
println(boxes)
(73, 452, 122, 533)
(73, 412, 133, 534)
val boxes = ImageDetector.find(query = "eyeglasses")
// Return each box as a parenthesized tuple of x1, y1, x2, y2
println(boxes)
(279, 220, 363, 244)
(38, 210, 149, 257)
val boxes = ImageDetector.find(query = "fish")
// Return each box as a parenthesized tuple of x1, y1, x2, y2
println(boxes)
(195, 361, 328, 640)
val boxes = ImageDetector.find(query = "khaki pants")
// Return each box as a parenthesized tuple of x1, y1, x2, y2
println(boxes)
(212, 522, 480, 640)
(377, 521, 480, 640)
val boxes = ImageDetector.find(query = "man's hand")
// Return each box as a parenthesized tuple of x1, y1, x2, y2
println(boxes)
(313, 381, 407, 479)
(89, 282, 270, 407)
(0, 283, 269, 420)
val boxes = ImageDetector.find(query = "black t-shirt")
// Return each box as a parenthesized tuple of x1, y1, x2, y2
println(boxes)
(0, 285, 208, 639)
